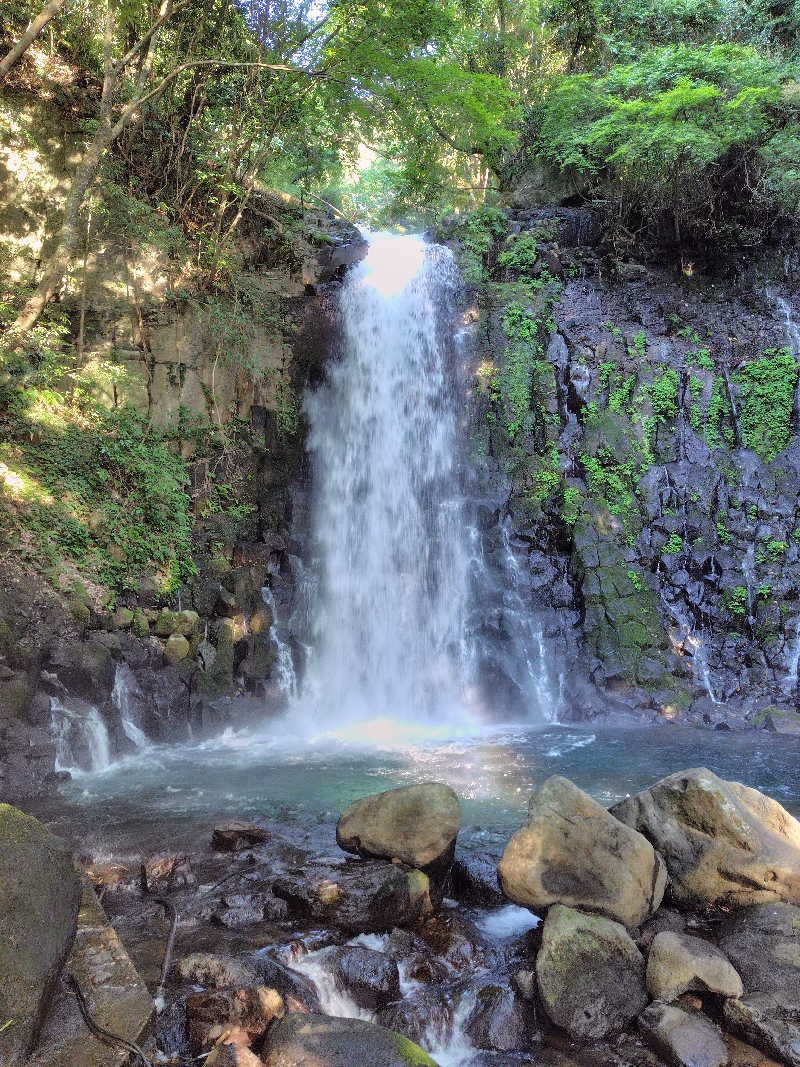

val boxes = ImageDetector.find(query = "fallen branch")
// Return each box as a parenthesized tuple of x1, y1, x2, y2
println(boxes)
(65, 973, 153, 1067)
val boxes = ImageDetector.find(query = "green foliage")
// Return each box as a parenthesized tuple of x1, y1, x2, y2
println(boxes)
(724, 585, 749, 616)
(732, 347, 798, 460)
(716, 518, 734, 544)
(687, 347, 714, 370)
(497, 233, 540, 275)
(662, 532, 684, 555)
(756, 538, 787, 564)
(562, 485, 583, 526)
(0, 396, 196, 594)
(650, 368, 680, 424)
(522, 43, 800, 239)
(705, 376, 735, 450)
(451, 207, 507, 285)
(627, 567, 643, 590)
(498, 302, 545, 440)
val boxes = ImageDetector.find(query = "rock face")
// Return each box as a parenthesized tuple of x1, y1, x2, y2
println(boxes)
(610, 768, 800, 908)
(27, 880, 154, 1066)
(336, 783, 461, 875)
(646, 931, 743, 1001)
(498, 775, 666, 927)
(262, 1013, 439, 1066)
(639, 1002, 728, 1067)
(0, 804, 82, 1065)
(535, 904, 648, 1040)
(272, 859, 432, 933)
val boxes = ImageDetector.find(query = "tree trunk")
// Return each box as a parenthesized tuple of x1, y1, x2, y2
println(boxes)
(12, 131, 109, 333)
(0, 0, 68, 80)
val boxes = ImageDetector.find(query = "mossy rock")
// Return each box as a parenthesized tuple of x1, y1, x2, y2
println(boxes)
(68, 598, 91, 627)
(0, 805, 82, 1063)
(155, 609, 199, 637)
(132, 610, 150, 638)
(164, 633, 191, 664)
(112, 607, 134, 630)
(262, 1013, 439, 1066)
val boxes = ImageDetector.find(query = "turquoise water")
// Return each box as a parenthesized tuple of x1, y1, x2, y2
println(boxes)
(36, 721, 800, 856)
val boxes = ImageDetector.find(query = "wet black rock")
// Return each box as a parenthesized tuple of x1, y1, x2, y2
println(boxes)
(327, 944, 401, 1011)
(463, 984, 539, 1053)
(449, 852, 504, 907)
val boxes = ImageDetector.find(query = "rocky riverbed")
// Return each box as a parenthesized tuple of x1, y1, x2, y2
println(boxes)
(3, 766, 800, 1066)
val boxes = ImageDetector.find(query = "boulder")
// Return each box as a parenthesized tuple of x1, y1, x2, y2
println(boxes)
(449, 852, 505, 907)
(336, 783, 461, 876)
(718, 902, 800, 999)
(610, 768, 800, 908)
(535, 904, 648, 1040)
(27, 880, 154, 1066)
(639, 1002, 728, 1067)
(155, 609, 200, 636)
(0, 804, 82, 1065)
(205, 1038, 263, 1067)
(273, 859, 432, 934)
(326, 945, 400, 1011)
(498, 775, 666, 927)
(164, 633, 191, 664)
(262, 1013, 439, 1066)
(186, 986, 283, 1053)
(646, 931, 743, 1001)
(174, 953, 261, 990)
(723, 993, 800, 1067)
(718, 903, 800, 1067)
(212, 821, 272, 852)
(462, 984, 537, 1052)
(377, 990, 453, 1048)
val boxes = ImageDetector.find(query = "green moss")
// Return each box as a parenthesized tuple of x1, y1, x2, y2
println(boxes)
(390, 1031, 438, 1065)
(733, 347, 798, 460)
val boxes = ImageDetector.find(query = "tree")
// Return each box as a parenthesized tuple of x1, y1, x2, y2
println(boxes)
(0, 0, 68, 80)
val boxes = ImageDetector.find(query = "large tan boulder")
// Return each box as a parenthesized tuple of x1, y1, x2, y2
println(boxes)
(646, 931, 743, 1002)
(336, 783, 461, 875)
(0, 805, 82, 1065)
(610, 768, 800, 909)
(497, 776, 666, 927)
(535, 904, 648, 1040)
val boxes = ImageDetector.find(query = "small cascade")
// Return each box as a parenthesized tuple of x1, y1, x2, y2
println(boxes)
(111, 663, 148, 748)
(261, 585, 298, 699)
(662, 596, 719, 703)
(782, 619, 800, 696)
(51, 696, 112, 773)
(767, 287, 800, 425)
(743, 542, 755, 618)
(495, 523, 561, 721)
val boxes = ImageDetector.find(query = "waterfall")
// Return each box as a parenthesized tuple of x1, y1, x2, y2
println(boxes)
(51, 696, 112, 773)
(112, 663, 148, 748)
(261, 585, 298, 699)
(294, 234, 474, 731)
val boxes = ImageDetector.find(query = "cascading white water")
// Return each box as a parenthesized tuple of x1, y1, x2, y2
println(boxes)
(51, 695, 112, 773)
(295, 234, 474, 732)
(112, 663, 149, 748)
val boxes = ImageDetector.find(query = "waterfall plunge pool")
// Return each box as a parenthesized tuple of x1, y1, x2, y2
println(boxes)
(31, 721, 800, 858)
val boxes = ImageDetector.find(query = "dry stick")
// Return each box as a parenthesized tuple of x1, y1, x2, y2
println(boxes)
(154, 897, 180, 1010)
(65, 973, 153, 1067)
